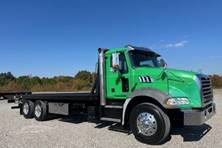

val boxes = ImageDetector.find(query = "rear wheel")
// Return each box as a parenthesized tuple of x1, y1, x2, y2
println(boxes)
(130, 103, 171, 145)
(22, 100, 34, 119)
(34, 101, 48, 121)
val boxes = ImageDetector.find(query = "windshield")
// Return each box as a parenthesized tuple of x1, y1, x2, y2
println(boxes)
(129, 50, 160, 68)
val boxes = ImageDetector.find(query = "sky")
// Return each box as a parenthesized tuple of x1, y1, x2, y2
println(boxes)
(0, 0, 221, 77)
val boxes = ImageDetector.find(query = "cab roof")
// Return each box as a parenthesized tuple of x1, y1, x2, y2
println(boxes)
(107, 45, 160, 56)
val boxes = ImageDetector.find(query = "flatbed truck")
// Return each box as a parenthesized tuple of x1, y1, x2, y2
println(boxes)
(5, 45, 216, 144)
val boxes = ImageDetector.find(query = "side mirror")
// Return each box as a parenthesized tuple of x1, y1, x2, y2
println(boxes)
(112, 53, 120, 71)
(159, 59, 167, 68)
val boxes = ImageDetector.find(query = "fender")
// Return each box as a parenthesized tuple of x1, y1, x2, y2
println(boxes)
(122, 88, 171, 125)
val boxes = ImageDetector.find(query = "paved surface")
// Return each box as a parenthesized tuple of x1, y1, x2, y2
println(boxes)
(0, 90, 221, 148)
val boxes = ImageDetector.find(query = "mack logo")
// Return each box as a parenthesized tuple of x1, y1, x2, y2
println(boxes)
(139, 76, 153, 83)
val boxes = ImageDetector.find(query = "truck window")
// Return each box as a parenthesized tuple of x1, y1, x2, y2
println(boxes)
(110, 52, 128, 73)
(129, 50, 160, 68)
(119, 53, 128, 73)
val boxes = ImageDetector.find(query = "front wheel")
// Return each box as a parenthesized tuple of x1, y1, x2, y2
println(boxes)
(130, 103, 171, 145)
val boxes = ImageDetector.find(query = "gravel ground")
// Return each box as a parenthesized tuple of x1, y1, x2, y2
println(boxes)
(0, 90, 221, 148)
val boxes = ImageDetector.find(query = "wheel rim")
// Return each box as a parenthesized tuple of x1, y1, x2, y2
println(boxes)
(23, 103, 29, 115)
(35, 104, 42, 118)
(137, 112, 157, 136)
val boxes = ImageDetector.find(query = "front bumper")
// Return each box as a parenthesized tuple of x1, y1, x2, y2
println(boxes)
(182, 103, 216, 126)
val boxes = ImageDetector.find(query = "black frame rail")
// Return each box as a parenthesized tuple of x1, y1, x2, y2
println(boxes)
(0, 91, 32, 102)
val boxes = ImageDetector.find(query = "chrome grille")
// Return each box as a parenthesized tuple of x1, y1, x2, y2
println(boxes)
(199, 76, 213, 105)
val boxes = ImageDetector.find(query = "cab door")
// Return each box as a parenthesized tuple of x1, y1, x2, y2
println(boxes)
(106, 52, 131, 99)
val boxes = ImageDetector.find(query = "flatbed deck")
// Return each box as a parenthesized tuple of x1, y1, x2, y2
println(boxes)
(22, 92, 99, 102)
(1, 91, 99, 102)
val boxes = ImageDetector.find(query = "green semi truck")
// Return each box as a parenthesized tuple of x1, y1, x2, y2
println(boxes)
(7, 45, 215, 144)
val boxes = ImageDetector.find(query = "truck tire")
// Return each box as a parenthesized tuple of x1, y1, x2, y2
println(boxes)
(22, 100, 34, 119)
(130, 103, 171, 145)
(34, 100, 48, 121)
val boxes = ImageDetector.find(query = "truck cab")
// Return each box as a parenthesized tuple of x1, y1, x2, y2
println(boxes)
(105, 46, 167, 99)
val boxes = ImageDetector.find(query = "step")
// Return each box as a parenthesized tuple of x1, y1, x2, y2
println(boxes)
(108, 123, 129, 133)
(100, 117, 121, 123)
(104, 105, 123, 109)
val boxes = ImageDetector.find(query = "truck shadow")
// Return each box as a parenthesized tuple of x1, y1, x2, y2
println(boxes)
(171, 124, 212, 142)
(58, 115, 212, 143)
(95, 122, 212, 142)
(58, 114, 129, 133)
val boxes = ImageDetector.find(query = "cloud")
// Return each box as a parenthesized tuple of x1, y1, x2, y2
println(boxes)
(163, 40, 188, 48)
(174, 40, 188, 47)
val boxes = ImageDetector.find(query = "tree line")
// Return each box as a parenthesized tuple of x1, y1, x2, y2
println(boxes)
(0, 71, 96, 92)
(0, 72, 221, 92)
(209, 75, 222, 88)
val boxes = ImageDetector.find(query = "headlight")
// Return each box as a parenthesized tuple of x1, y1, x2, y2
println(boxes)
(166, 97, 190, 106)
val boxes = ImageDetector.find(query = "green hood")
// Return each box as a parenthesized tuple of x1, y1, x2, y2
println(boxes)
(165, 68, 197, 81)
(133, 67, 202, 108)
(165, 68, 202, 108)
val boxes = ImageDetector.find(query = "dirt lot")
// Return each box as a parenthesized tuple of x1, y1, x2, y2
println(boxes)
(0, 90, 221, 148)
